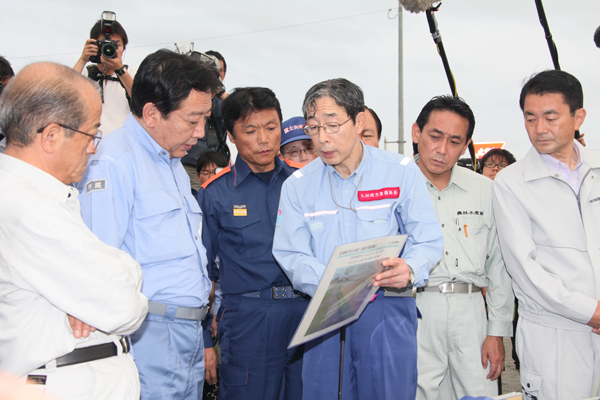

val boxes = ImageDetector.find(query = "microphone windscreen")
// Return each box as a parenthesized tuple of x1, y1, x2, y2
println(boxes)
(398, 0, 438, 13)
(594, 26, 600, 48)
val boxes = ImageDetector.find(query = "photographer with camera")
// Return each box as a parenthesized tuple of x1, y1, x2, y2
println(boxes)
(74, 11, 133, 135)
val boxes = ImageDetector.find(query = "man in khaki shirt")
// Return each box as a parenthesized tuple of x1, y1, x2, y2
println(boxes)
(412, 96, 513, 400)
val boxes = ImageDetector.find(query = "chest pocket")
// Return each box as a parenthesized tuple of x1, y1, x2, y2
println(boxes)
(356, 206, 394, 241)
(304, 212, 339, 255)
(132, 191, 196, 264)
(221, 213, 263, 259)
(456, 216, 490, 274)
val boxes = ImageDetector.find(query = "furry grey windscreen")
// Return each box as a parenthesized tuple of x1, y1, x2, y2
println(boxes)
(398, 0, 438, 13)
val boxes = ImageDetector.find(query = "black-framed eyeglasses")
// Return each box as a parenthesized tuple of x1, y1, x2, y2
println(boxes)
(38, 123, 103, 149)
(303, 118, 352, 136)
(483, 161, 508, 170)
(284, 147, 316, 157)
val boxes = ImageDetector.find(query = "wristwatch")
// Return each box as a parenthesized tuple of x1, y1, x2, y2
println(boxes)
(407, 269, 415, 287)
(115, 66, 127, 77)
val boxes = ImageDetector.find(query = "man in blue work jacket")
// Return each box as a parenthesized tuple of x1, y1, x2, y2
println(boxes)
(197, 87, 308, 400)
(272, 78, 444, 400)
(77, 50, 221, 400)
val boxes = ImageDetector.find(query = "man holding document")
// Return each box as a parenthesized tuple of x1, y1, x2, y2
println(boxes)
(273, 78, 444, 400)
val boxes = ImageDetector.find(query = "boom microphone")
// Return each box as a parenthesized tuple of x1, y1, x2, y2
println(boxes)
(398, 0, 438, 13)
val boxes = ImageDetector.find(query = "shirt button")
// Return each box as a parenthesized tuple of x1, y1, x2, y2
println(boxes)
(438, 196, 441, 200)
(445, 251, 449, 255)
(195, 236, 198, 240)
(554, 174, 559, 178)
(345, 190, 349, 194)
(347, 223, 351, 227)
(162, 151, 167, 156)
(441, 224, 445, 228)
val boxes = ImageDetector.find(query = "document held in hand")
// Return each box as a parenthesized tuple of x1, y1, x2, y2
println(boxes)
(288, 235, 407, 348)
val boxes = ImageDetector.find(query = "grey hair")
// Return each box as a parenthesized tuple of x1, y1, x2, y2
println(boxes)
(302, 78, 365, 123)
(0, 63, 96, 147)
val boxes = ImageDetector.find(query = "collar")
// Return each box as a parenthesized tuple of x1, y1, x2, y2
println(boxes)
(413, 154, 468, 192)
(232, 153, 284, 187)
(0, 153, 79, 206)
(124, 114, 173, 165)
(540, 141, 583, 175)
(522, 140, 600, 182)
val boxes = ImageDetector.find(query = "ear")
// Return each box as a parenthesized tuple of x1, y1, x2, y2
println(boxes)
(142, 103, 160, 129)
(355, 111, 366, 135)
(460, 138, 472, 156)
(227, 131, 235, 144)
(574, 108, 587, 131)
(411, 123, 422, 144)
(39, 124, 63, 154)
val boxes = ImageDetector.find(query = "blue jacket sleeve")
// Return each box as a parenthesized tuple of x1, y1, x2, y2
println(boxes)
(202, 311, 214, 348)
(196, 188, 218, 277)
(272, 178, 326, 298)
(77, 158, 134, 248)
(393, 163, 444, 287)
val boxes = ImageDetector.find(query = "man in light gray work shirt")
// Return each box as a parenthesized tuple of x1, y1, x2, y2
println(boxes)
(412, 96, 513, 400)
(494, 69, 600, 400)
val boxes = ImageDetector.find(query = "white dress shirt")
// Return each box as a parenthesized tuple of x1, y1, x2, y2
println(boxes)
(0, 153, 148, 376)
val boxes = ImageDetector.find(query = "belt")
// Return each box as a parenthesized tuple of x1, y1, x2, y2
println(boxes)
(38, 337, 129, 369)
(382, 287, 416, 298)
(417, 282, 482, 294)
(148, 301, 209, 321)
(240, 286, 308, 300)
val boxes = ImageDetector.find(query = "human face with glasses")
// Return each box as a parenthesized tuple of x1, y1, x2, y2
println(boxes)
(280, 139, 317, 165)
(40, 85, 103, 185)
(481, 155, 509, 181)
(197, 163, 219, 185)
(304, 97, 365, 178)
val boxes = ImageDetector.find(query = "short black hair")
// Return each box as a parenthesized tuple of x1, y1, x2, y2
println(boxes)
(131, 49, 222, 118)
(416, 95, 475, 141)
(222, 87, 282, 138)
(365, 106, 382, 139)
(90, 20, 129, 49)
(0, 56, 14, 80)
(205, 50, 226, 73)
(480, 148, 516, 167)
(196, 151, 228, 174)
(519, 70, 583, 115)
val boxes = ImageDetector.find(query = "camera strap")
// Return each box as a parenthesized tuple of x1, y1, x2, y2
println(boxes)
(86, 64, 131, 107)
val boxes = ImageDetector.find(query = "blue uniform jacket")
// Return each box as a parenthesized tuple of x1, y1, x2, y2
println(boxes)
(77, 114, 211, 308)
(272, 144, 444, 297)
(197, 155, 299, 295)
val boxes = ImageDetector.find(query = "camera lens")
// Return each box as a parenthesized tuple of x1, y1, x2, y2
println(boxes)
(101, 42, 117, 59)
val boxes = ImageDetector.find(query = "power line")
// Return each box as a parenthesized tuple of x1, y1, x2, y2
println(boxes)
(9, 8, 394, 60)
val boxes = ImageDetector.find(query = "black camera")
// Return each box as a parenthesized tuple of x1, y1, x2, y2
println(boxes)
(90, 11, 119, 64)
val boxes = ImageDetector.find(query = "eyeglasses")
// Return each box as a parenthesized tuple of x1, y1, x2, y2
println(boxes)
(38, 123, 103, 149)
(283, 147, 316, 157)
(199, 169, 217, 177)
(303, 118, 352, 136)
(483, 161, 508, 170)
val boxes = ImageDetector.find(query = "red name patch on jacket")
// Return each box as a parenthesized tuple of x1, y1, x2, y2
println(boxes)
(358, 187, 400, 201)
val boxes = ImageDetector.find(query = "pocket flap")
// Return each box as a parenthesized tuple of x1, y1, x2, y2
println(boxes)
(133, 191, 181, 219)
(221, 213, 261, 228)
(356, 204, 392, 222)
(520, 366, 542, 393)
